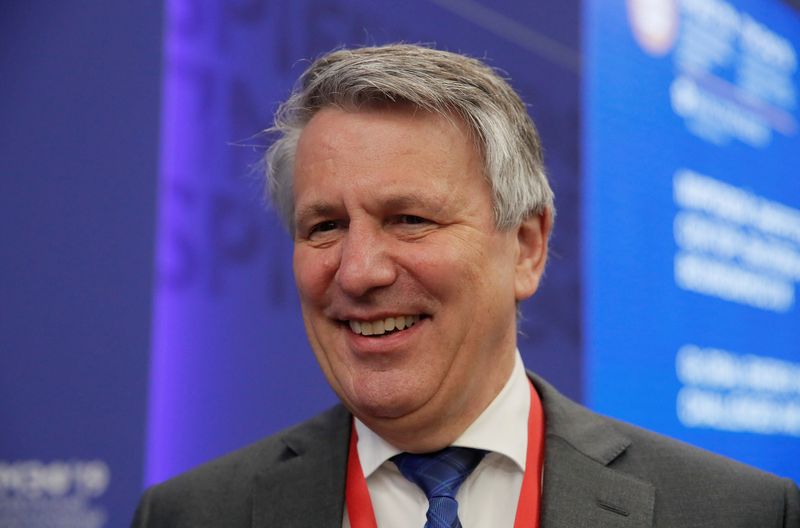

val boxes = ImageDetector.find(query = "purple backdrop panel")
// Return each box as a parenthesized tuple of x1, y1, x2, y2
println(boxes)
(146, 0, 580, 484)
(1, 2, 161, 525)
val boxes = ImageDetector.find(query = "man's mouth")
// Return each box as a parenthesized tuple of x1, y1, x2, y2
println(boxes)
(347, 315, 423, 336)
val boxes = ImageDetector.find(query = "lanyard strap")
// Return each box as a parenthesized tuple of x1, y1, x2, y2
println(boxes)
(345, 380, 545, 528)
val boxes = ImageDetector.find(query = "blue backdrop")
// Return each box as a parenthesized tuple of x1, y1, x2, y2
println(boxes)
(0, 2, 161, 526)
(585, 0, 800, 482)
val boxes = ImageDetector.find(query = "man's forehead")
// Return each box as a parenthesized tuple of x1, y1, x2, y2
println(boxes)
(295, 108, 478, 177)
(291, 104, 490, 230)
(298, 105, 472, 149)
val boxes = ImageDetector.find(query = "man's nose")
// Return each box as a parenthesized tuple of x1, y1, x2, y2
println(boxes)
(334, 225, 397, 298)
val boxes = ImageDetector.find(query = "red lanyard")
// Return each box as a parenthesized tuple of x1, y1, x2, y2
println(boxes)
(345, 381, 545, 528)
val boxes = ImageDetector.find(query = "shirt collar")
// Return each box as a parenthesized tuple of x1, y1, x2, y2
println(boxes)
(354, 351, 530, 477)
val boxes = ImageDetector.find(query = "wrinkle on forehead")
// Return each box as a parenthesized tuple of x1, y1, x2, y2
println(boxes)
(292, 106, 490, 229)
(296, 106, 475, 166)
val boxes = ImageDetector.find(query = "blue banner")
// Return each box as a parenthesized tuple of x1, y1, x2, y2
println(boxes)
(585, 0, 800, 481)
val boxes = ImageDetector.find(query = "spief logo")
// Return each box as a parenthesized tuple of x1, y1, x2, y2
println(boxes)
(626, 0, 680, 56)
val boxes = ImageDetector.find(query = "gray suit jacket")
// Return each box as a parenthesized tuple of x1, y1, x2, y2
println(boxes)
(132, 373, 800, 527)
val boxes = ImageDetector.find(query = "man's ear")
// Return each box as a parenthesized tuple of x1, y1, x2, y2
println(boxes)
(514, 209, 552, 301)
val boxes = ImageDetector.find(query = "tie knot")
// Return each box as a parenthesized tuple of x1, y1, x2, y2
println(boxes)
(392, 447, 487, 500)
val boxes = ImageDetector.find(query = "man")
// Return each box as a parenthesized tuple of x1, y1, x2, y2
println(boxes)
(133, 44, 799, 527)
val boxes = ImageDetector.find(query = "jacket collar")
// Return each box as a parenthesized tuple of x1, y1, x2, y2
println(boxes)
(251, 405, 351, 528)
(249, 373, 655, 527)
(530, 372, 655, 527)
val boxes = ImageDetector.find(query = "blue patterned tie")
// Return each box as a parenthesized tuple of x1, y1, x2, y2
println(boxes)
(392, 447, 487, 528)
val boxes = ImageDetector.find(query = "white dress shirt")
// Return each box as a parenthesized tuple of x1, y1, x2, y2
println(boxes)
(343, 352, 530, 527)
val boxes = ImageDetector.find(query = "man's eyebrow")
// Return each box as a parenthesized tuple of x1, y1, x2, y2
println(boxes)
(382, 193, 441, 212)
(294, 202, 339, 226)
(294, 193, 444, 225)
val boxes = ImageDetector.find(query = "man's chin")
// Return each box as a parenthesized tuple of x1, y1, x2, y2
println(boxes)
(352, 396, 466, 453)
(350, 395, 421, 422)
(330, 368, 443, 425)
(344, 384, 438, 428)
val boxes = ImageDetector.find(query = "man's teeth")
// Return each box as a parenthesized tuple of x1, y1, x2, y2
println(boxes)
(348, 315, 421, 336)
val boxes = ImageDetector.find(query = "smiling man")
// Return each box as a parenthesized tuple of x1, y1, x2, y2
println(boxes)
(291, 105, 548, 457)
(133, 45, 798, 528)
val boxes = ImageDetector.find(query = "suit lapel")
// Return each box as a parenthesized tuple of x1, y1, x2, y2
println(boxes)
(251, 405, 351, 528)
(530, 374, 655, 528)
(247, 377, 655, 527)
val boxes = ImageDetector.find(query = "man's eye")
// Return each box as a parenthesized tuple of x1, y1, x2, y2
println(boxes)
(309, 221, 339, 236)
(398, 215, 428, 225)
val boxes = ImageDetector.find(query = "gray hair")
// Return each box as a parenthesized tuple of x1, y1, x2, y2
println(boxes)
(264, 44, 554, 232)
